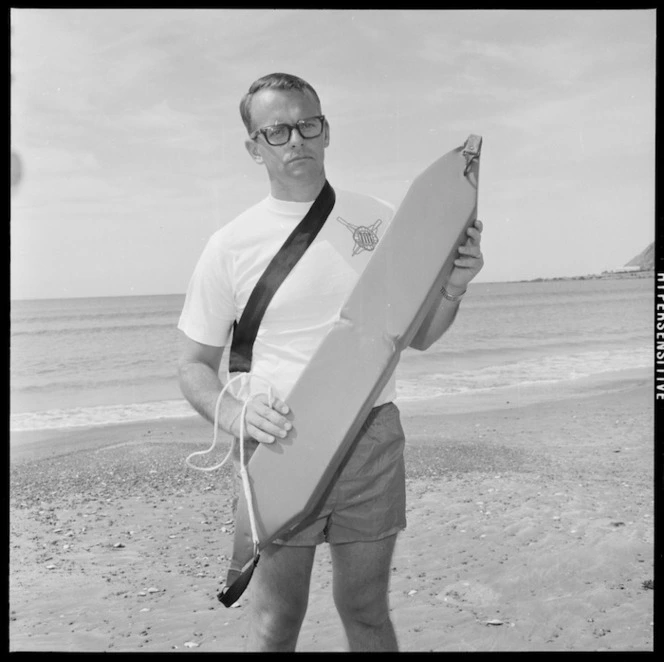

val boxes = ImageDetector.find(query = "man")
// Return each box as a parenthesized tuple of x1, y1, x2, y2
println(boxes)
(177, 73, 484, 652)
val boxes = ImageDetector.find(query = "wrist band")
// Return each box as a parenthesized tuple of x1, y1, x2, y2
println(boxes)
(440, 286, 466, 303)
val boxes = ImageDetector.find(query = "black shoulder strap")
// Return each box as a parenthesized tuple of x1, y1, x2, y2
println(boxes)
(229, 181, 336, 373)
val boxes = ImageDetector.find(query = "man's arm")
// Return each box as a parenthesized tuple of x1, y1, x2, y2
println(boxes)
(409, 288, 464, 351)
(409, 219, 484, 351)
(177, 335, 292, 444)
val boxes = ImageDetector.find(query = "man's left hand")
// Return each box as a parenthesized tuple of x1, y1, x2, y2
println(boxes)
(444, 219, 484, 296)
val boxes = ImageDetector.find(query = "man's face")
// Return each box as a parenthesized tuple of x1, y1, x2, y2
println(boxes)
(245, 88, 329, 194)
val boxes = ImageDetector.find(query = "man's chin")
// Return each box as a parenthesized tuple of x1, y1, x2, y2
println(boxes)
(284, 161, 324, 181)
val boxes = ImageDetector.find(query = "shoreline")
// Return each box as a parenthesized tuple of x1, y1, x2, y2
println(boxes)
(10, 366, 652, 456)
(515, 268, 654, 284)
(9, 267, 655, 305)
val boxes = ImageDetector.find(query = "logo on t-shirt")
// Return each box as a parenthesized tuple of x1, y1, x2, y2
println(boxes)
(336, 216, 382, 256)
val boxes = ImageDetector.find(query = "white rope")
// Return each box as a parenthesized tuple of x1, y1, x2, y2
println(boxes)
(185, 372, 276, 553)
(184, 373, 248, 472)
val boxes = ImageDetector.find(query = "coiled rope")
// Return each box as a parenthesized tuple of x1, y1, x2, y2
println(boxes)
(185, 372, 275, 556)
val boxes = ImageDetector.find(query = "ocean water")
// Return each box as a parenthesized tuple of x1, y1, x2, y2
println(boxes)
(10, 277, 653, 432)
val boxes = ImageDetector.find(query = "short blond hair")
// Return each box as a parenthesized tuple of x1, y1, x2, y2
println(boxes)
(239, 73, 321, 133)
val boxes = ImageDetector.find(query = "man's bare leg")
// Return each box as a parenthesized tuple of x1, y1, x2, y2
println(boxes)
(245, 543, 317, 651)
(330, 534, 399, 651)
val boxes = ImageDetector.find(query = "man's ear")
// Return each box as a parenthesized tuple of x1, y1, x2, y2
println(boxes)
(245, 138, 264, 164)
(324, 119, 330, 148)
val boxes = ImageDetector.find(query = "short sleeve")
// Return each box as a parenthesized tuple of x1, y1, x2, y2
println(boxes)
(177, 233, 236, 347)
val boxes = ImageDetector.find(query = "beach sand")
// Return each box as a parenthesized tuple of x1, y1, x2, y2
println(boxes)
(10, 368, 654, 652)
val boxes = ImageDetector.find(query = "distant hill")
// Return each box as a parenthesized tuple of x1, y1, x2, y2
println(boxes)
(625, 242, 654, 270)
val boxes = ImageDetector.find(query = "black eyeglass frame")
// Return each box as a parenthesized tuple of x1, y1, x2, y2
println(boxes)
(249, 115, 326, 146)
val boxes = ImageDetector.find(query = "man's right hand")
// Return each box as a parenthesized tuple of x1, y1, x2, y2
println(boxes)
(177, 336, 292, 445)
(230, 393, 292, 444)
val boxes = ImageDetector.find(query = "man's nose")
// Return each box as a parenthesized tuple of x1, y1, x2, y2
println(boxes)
(288, 125, 305, 146)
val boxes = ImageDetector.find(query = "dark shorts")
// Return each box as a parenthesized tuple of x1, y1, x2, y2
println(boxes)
(268, 401, 407, 546)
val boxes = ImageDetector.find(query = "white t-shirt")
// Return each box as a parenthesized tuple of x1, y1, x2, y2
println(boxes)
(178, 188, 397, 405)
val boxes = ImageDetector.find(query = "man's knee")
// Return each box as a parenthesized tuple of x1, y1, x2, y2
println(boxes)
(247, 543, 316, 648)
(330, 535, 396, 627)
(333, 582, 390, 627)
(251, 596, 308, 645)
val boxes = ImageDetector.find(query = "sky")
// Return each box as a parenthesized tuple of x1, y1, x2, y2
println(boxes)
(10, 8, 656, 300)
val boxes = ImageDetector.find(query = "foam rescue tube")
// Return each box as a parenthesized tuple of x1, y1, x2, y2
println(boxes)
(219, 135, 482, 606)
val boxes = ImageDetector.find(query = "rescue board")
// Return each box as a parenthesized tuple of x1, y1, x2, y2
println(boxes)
(221, 134, 482, 604)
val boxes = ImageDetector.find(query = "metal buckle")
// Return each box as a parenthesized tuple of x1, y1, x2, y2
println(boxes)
(462, 134, 482, 175)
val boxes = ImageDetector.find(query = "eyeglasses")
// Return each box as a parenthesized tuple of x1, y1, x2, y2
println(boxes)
(250, 115, 326, 146)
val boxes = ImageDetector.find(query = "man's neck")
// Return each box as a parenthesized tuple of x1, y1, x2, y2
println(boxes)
(269, 175, 326, 203)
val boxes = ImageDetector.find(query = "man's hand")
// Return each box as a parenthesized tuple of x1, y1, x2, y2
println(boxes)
(230, 393, 292, 445)
(444, 219, 484, 295)
(177, 336, 292, 446)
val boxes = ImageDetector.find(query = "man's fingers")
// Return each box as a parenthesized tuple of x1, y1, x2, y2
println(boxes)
(245, 422, 276, 445)
(244, 396, 292, 443)
(243, 411, 282, 443)
(273, 398, 290, 415)
(252, 393, 289, 415)
(466, 226, 482, 244)
(457, 244, 482, 258)
(454, 253, 484, 268)
(253, 399, 292, 431)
